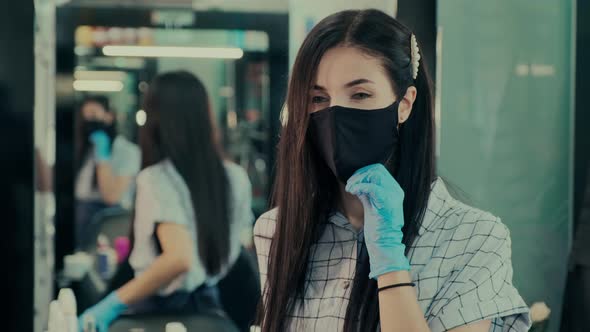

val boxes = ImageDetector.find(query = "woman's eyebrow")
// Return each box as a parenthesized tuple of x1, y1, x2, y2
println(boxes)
(344, 78, 374, 88)
(313, 79, 375, 91)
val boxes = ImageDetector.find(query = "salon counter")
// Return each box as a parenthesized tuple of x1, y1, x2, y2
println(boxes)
(110, 312, 240, 332)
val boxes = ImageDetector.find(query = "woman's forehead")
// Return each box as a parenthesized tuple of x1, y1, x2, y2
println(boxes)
(314, 46, 389, 88)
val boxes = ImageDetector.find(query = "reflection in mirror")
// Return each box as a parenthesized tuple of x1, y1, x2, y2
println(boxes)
(55, 22, 275, 331)
(73, 94, 140, 250)
(71, 27, 271, 254)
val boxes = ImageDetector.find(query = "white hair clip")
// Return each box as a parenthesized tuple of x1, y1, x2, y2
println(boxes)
(410, 34, 421, 80)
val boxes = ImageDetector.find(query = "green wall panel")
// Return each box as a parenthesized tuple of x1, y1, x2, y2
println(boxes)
(437, 1, 574, 331)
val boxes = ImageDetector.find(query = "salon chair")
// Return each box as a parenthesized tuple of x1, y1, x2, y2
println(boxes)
(218, 248, 261, 331)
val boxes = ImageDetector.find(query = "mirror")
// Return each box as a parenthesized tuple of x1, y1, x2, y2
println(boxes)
(71, 27, 271, 252)
(50, 6, 288, 331)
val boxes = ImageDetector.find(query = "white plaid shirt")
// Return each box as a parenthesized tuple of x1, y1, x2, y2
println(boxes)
(254, 178, 531, 332)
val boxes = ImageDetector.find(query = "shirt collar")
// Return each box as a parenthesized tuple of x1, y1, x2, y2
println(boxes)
(328, 211, 360, 233)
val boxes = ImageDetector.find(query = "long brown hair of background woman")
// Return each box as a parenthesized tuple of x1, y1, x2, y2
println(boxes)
(139, 71, 230, 276)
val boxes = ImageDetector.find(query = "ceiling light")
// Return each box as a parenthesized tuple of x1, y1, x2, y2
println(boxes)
(73, 80, 124, 92)
(102, 45, 244, 59)
(74, 70, 127, 81)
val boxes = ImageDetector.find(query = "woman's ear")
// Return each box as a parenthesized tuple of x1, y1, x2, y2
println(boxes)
(398, 86, 417, 124)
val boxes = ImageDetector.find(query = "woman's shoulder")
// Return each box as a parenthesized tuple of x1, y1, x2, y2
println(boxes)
(253, 208, 278, 266)
(254, 208, 278, 241)
(415, 179, 528, 331)
(223, 160, 251, 188)
(418, 178, 511, 253)
(136, 160, 177, 193)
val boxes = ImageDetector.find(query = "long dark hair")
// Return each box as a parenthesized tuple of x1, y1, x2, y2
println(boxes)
(140, 71, 230, 275)
(74, 96, 116, 181)
(259, 9, 436, 331)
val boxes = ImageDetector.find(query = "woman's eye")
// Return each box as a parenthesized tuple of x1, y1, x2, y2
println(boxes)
(352, 92, 371, 100)
(312, 96, 328, 104)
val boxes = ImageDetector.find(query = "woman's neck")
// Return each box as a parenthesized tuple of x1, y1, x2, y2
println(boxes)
(337, 182, 364, 230)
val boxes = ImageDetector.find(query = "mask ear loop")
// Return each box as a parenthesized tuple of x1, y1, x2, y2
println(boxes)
(388, 101, 402, 172)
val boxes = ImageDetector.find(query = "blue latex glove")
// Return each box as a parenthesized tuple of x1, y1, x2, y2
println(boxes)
(345, 164, 410, 279)
(78, 291, 127, 332)
(89, 130, 112, 162)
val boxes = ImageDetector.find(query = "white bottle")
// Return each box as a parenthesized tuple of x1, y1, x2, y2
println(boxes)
(166, 322, 187, 332)
(82, 314, 97, 332)
(57, 288, 77, 332)
(47, 300, 66, 332)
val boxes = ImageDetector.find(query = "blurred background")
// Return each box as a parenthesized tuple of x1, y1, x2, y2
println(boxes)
(0, 0, 587, 331)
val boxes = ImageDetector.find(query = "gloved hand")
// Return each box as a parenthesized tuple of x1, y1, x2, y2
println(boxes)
(345, 164, 410, 279)
(89, 130, 112, 162)
(78, 291, 127, 332)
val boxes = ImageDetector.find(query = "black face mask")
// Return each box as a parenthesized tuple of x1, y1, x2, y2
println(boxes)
(85, 120, 109, 137)
(309, 101, 400, 183)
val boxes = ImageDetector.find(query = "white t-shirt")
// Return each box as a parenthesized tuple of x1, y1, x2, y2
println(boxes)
(75, 135, 141, 208)
(129, 159, 254, 295)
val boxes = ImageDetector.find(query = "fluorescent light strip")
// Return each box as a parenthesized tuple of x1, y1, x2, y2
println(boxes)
(73, 80, 124, 92)
(74, 70, 127, 81)
(102, 45, 244, 59)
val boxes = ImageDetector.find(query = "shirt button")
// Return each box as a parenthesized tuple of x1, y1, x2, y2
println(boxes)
(342, 281, 350, 289)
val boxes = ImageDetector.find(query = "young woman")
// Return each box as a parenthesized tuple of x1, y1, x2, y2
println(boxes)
(254, 9, 530, 332)
(78, 71, 254, 331)
(74, 96, 141, 247)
